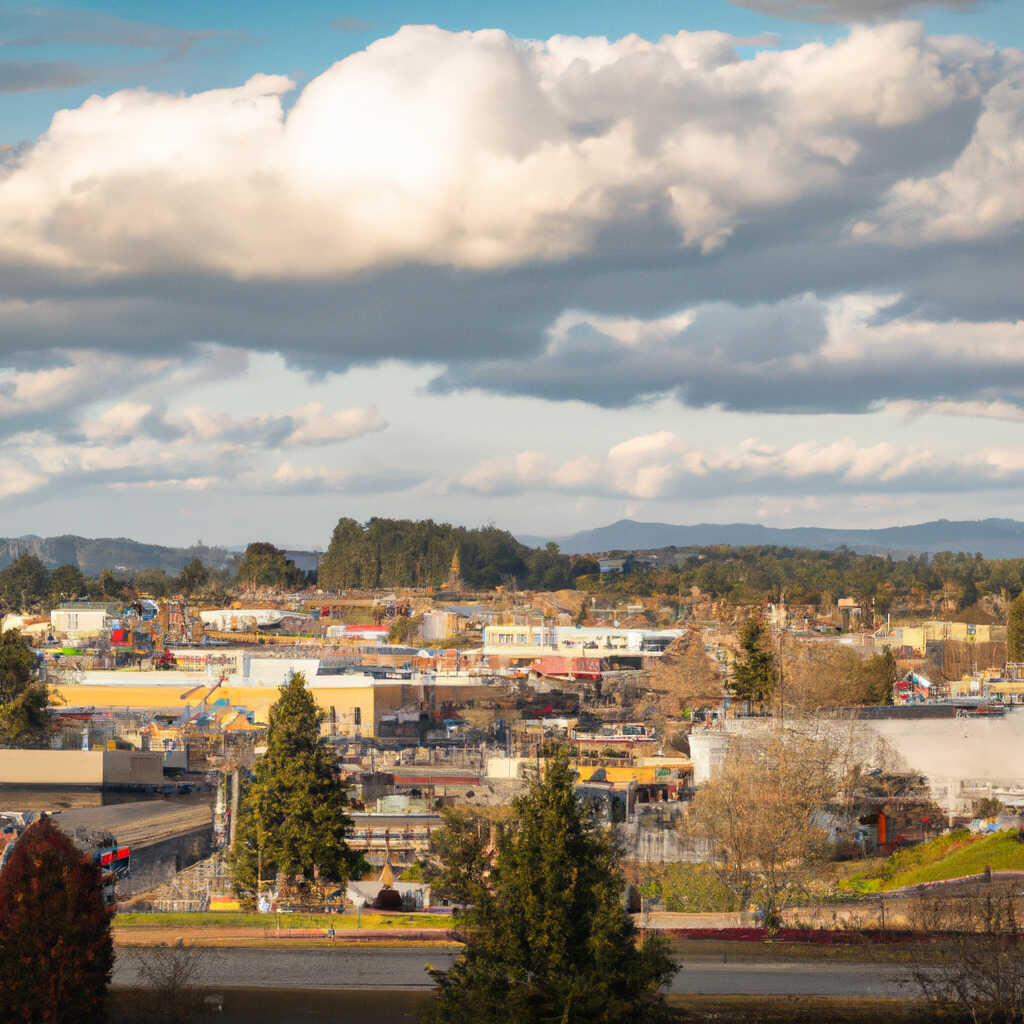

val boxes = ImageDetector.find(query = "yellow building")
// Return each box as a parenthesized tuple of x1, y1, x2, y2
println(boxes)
(51, 669, 493, 739)
(569, 757, 693, 786)
(883, 620, 995, 655)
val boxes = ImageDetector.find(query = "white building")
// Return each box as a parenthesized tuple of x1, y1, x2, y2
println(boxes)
(483, 624, 682, 660)
(198, 608, 288, 631)
(50, 603, 112, 638)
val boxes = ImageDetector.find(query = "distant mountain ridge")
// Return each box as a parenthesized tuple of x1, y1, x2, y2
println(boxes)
(9, 518, 1024, 577)
(0, 535, 236, 576)
(516, 518, 1024, 559)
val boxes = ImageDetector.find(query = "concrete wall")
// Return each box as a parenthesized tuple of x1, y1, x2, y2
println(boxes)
(0, 749, 164, 787)
(0, 749, 105, 785)
(0, 749, 162, 787)
(486, 757, 523, 779)
(614, 821, 703, 863)
(117, 826, 214, 898)
(688, 731, 731, 786)
(101, 750, 165, 786)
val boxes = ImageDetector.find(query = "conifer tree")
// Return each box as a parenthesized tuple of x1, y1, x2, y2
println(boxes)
(229, 672, 365, 893)
(728, 618, 776, 705)
(1009, 590, 1024, 662)
(0, 817, 114, 1023)
(0, 629, 51, 748)
(424, 749, 676, 1024)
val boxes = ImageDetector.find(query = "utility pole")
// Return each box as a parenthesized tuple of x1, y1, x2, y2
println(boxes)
(229, 767, 240, 847)
(777, 629, 784, 729)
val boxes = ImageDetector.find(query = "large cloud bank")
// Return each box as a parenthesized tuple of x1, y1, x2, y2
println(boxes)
(3, 20, 1024, 518)
(1, 22, 1020, 278)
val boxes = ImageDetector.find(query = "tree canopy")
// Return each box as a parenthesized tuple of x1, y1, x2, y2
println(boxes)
(729, 619, 777, 705)
(1009, 590, 1024, 661)
(685, 729, 837, 927)
(0, 553, 50, 611)
(0, 630, 50, 748)
(424, 749, 675, 1024)
(48, 564, 86, 605)
(318, 517, 580, 591)
(236, 542, 305, 590)
(574, 543, 1024, 616)
(424, 807, 507, 906)
(229, 673, 365, 893)
(0, 816, 114, 1023)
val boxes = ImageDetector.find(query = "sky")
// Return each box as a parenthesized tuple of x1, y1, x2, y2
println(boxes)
(2, 0, 1024, 549)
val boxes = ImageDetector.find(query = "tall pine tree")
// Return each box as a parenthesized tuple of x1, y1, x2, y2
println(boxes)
(229, 672, 365, 893)
(0, 629, 50, 748)
(424, 749, 675, 1024)
(0, 817, 114, 1023)
(728, 619, 777, 705)
(1009, 590, 1024, 662)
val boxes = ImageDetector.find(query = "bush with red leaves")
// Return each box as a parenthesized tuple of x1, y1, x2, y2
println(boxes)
(0, 817, 114, 1023)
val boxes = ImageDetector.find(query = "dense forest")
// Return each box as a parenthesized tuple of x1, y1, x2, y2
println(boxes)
(584, 546, 1024, 613)
(317, 518, 597, 591)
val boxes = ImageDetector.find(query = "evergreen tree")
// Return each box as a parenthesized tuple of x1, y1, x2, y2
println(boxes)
(860, 647, 898, 705)
(0, 630, 50, 748)
(176, 558, 208, 596)
(0, 553, 50, 611)
(229, 673, 365, 893)
(0, 817, 114, 1023)
(424, 807, 499, 906)
(48, 564, 86, 606)
(1009, 590, 1024, 662)
(728, 619, 777, 704)
(236, 542, 304, 590)
(424, 750, 675, 1024)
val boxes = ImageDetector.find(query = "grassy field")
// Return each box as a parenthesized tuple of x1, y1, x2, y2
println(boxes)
(114, 910, 452, 930)
(841, 828, 1024, 893)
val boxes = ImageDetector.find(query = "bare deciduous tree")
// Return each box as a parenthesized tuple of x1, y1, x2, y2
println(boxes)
(909, 883, 1024, 1023)
(121, 941, 219, 1024)
(683, 728, 838, 927)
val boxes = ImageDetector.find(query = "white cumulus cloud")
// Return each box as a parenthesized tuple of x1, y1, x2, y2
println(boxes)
(458, 431, 1024, 501)
(0, 22, 1007, 279)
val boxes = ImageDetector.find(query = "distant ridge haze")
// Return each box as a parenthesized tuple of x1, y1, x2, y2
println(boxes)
(516, 518, 1024, 559)
(6, 519, 1024, 577)
(0, 536, 323, 576)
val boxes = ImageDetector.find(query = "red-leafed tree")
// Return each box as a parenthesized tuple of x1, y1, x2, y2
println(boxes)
(0, 816, 114, 1023)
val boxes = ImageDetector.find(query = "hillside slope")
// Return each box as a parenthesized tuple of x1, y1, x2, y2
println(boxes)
(842, 829, 1024, 894)
(0, 535, 235, 575)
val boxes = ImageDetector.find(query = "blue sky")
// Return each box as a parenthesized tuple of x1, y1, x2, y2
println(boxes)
(2, 0, 1024, 548)
(5, 0, 1020, 142)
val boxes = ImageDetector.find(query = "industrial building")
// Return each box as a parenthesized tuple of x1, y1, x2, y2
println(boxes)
(50, 657, 497, 738)
(482, 624, 683, 663)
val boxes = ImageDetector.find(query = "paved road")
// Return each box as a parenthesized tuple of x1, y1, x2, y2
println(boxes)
(669, 959, 916, 997)
(113, 947, 918, 997)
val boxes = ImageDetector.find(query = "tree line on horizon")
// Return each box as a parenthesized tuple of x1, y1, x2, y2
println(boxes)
(587, 545, 1024, 614)
(10, 515, 1024, 613)
(0, 542, 311, 614)
(317, 517, 597, 592)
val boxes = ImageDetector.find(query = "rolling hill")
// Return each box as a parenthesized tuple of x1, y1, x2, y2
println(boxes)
(0, 535, 236, 576)
(517, 518, 1024, 558)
